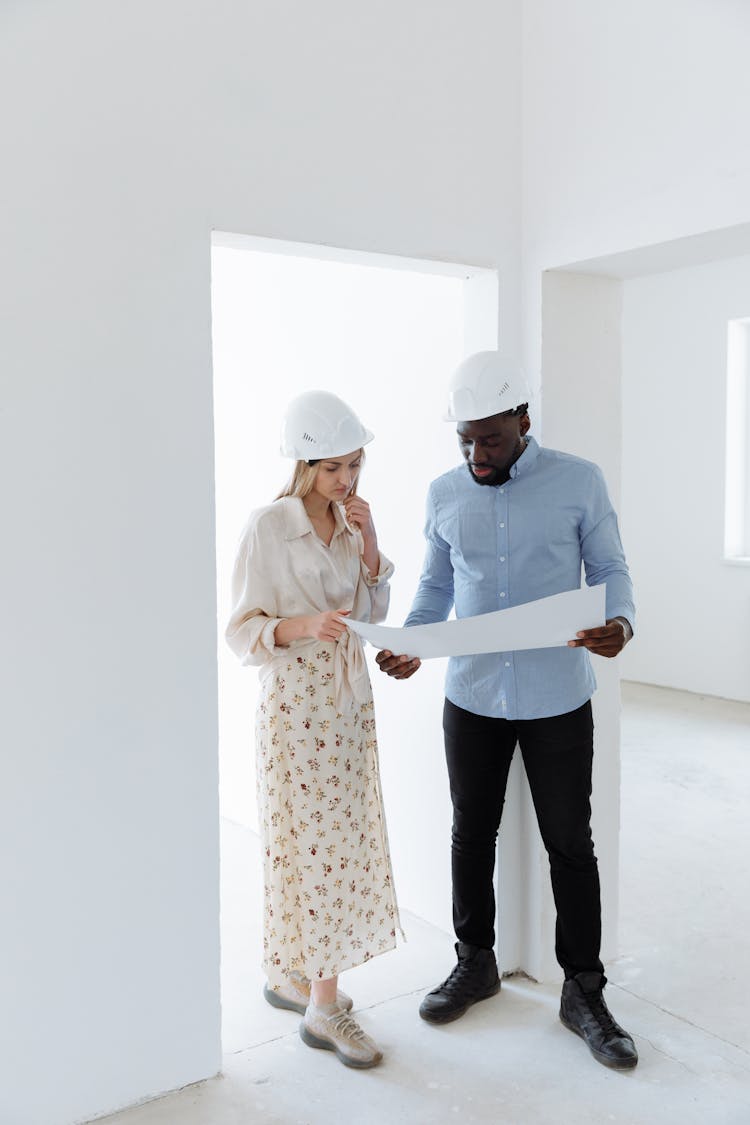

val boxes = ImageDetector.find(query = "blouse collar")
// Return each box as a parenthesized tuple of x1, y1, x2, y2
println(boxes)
(282, 496, 354, 542)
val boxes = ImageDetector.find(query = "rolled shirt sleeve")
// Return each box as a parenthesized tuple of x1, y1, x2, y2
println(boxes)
(360, 550, 394, 624)
(225, 520, 288, 666)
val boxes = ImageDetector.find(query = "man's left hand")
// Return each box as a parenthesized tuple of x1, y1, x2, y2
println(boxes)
(567, 617, 632, 658)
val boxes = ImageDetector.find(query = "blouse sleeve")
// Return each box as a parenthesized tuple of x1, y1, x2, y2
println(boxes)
(225, 516, 288, 666)
(359, 548, 394, 625)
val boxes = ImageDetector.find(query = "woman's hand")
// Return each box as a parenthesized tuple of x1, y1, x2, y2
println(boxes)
(343, 495, 379, 575)
(305, 609, 350, 642)
(343, 494, 376, 542)
(274, 610, 350, 646)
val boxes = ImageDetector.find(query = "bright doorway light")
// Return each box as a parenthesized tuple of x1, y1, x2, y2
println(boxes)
(210, 233, 496, 828)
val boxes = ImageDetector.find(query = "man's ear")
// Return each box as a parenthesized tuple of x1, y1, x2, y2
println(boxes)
(520, 412, 531, 436)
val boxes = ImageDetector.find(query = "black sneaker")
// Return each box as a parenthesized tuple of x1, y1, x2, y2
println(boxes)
(560, 971, 638, 1070)
(419, 942, 501, 1024)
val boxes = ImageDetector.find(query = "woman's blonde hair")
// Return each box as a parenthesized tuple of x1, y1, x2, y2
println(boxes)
(275, 450, 365, 501)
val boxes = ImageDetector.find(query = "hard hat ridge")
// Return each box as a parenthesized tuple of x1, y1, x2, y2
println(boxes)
(445, 350, 530, 422)
(280, 390, 374, 460)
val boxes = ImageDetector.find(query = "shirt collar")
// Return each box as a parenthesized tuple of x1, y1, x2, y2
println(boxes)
(509, 434, 540, 479)
(330, 502, 353, 540)
(282, 496, 353, 541)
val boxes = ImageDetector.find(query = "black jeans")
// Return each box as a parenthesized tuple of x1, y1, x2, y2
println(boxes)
(443, 697, 603, 979)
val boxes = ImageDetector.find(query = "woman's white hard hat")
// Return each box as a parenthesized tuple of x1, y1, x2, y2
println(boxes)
(280, 390, 374, 460)
(445, 351, 531, 422)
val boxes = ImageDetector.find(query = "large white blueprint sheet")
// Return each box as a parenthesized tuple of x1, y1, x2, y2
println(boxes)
(344, 584, 606, 659)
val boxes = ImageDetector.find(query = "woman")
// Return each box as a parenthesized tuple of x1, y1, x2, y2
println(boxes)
(225, 390, 401, 1070)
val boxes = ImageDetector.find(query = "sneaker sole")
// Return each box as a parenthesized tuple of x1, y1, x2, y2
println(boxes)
(263, 984, 305, 1015)
(419, 979, 501, 1025)
(263, 983, 354, 1015)
(559, 1012, 638, 1070)
(299, 1022, 382, 1069)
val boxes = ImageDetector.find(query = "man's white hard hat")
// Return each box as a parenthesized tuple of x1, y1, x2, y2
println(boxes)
(280, 390, 374, 460)
(445, 351, 531, 422)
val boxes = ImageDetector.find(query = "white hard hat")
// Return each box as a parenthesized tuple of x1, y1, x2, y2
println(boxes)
(444, 351, 531, 422)
(280, 390, 374, 460)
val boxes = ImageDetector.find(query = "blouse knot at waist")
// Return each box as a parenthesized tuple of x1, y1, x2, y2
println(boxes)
(263, 629, 370, 711)
(333, 628, 370, 709)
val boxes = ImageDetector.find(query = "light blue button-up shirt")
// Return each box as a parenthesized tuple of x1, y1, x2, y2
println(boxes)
(404, 436, 634, 720)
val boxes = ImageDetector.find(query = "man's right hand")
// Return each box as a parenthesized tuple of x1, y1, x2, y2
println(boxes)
(375, 650, 421, 679)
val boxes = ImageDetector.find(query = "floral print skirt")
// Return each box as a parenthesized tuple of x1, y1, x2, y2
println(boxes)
(256, 644, 400, 987)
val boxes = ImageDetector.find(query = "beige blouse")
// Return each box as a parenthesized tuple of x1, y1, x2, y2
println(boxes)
(226, 496, 394, 704)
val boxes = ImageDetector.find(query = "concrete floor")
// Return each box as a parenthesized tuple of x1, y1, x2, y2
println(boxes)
(99, 683, 750, 1124)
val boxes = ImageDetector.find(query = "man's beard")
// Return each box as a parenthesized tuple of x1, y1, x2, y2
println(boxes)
(467, 464, 501, 486)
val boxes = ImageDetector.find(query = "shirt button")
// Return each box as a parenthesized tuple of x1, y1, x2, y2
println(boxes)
(499, 592, 506, 598)
(500, 489, 505, 494)
(505, 661, 510, 667)
(499, 522, 505, 528)
(500, 556, 506, 562)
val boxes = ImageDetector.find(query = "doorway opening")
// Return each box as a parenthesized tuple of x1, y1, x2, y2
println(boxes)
(210, 232, 497, 1050)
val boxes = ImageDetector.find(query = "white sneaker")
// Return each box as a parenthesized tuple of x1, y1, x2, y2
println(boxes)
(263, 971, 353, 1016)
(300, 1001, 383, 1069)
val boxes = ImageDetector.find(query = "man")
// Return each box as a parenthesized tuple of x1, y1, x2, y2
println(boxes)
(376, 351, 638, 1070)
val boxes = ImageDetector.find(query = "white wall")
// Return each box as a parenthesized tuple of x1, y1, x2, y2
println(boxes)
(0, 3, 521, 1122)
(523, 0, 750, 398)
(523, 0, 750, 273)
(620, 256, 750, 702)
(522, 0, 750, 706)
(8, 0, 750, 1115)
(521, 0, 750, 976)
(535, 272, 624, 977)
